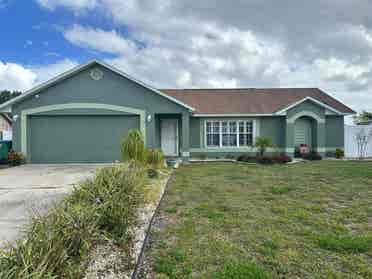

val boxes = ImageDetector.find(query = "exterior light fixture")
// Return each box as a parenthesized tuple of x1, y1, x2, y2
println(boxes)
(147, 114, 152, 122)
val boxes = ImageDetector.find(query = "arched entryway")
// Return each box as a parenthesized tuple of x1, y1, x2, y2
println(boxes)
(286, 110, 326, 158)
(294, 116, 316, 149)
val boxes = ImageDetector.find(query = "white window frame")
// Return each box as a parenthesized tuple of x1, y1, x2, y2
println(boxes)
(205, 120, 221, 147)
(238, 120, 254, 147)
(204, 119, 256, 148)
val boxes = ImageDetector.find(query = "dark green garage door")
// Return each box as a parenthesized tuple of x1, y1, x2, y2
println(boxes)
(29, 115, 139, 163)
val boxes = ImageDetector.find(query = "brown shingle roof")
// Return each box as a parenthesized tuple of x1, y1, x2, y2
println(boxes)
(160, 88, 355, 115)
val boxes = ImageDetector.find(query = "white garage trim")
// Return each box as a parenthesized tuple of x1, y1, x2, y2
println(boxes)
(287, 111, 325, 124)
(21, 103, 146, 156)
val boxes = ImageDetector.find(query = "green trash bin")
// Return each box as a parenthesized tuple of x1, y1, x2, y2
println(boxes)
(0, 141, 12, 162)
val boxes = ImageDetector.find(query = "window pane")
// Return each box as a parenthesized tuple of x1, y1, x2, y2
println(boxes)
(207, 134, 220, 146)
(222, 134, 229, 146)
(239, 122, 245, 133)
(222, 121, 228, 133)
(246, 122, 253, 133)
(230, 122, 237, 133)
(247, 134, 253, 146)
(239, 134, 246, 146)
(213, 122, 220, 133)
(213, 134, 220, 146)
(230, 134, 237, 146)
(206, 122, 212, 133)
(207, 134, 212, 146)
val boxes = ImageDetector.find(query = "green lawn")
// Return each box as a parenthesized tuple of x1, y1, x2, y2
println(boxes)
(140, 161, 372, 279)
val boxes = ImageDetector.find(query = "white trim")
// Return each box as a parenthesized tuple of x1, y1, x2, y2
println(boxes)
(194, 113, 275, 117)
(287, 111, 325, 124)
(275, 96, 343, 115)
(204, 119, 256, 149)
(190, 147, 284, 153)
(0, 60, 195, 112)
(20, 103, 146, 157)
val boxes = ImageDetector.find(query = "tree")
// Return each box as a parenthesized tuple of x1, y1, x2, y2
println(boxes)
(255, 136, 272, 156)
(355, 128, 372, 159)
(353, 111, 372, 124)
(0, 90, 21, 104)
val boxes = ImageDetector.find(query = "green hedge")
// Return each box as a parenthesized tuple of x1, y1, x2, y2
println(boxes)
(0, 164, 145, 279)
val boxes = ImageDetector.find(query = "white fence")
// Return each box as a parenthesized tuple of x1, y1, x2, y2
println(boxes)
(344, 125, 372, 158)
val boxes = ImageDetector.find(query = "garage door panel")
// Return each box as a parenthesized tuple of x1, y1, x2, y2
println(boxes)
(29, 115, 139, 163)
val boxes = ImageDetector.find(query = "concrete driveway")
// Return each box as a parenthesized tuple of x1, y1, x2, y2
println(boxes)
(0, 164, 102, 247)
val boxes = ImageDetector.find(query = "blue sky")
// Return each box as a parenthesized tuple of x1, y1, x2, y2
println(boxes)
(0, 1, 119, 65)
(0, 0, 371, 118)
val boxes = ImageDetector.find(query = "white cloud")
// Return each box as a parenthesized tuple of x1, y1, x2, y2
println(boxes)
(31, 59, 78, 83)
(63, 23, 289, 89)
(0, 59, 78, 92)
(0, 62, 37, 91)
(64, 25, 137, 55)
(37, 0, 97, 11)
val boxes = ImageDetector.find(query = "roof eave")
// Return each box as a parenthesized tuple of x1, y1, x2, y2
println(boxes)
(275, 96, 347, 115)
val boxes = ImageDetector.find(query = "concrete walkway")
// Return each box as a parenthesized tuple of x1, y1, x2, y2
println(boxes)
(0, 164, 103, 247)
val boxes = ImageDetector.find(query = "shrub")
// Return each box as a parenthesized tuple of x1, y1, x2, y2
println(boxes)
(199, 154, 207, 160)
(237, 154, 291, 164)
(215, 262, 270, 279)
(0, 164, 145, 278)
(146, 149, 165, 168)
(121, 130, 146, 163)
(294, 147, 301, 158)
(7, 150, 25, 166)
(303, 151, 322, 161)
(255, 136, 272, 156)
(274, 154, 292, 164)
(335, 148, 344, 159)
(257, 156, 275, 165)
(236, 155, 256, 163)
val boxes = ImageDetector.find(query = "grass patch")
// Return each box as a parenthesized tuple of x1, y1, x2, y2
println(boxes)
(144, 161, 372, 278)
(154, 248, 190, 278)
(269, 185, 294, 195)
(0, 164, 146, 278)
(318, 234, 372, 253)
(215, 262, 270, 279)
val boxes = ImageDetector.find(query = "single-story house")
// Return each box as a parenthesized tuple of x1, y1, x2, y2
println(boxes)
(0, 113, 12, 140)
(0, 60, 355, 163)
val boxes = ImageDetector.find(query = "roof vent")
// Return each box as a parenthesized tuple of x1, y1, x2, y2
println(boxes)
(90, 68, 104, 81)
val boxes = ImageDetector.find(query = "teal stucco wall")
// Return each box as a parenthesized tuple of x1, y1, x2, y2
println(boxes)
(12, 63, 192, 162)
(325, 115, 344, 156)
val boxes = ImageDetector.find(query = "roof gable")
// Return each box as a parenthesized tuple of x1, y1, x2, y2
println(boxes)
(0, 60, 195, 112)
(275, 96, 342, 115)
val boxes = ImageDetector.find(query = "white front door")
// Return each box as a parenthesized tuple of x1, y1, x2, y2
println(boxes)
(161, 119, 178, 156)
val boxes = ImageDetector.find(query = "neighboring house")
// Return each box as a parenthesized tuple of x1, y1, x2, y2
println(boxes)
(0, 60, 355, 163)
(0, 113, 12, 140)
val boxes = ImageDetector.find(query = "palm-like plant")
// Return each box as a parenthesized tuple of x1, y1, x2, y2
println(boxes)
(255, 136, 272, 156)
(121, 130, 146, 163)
